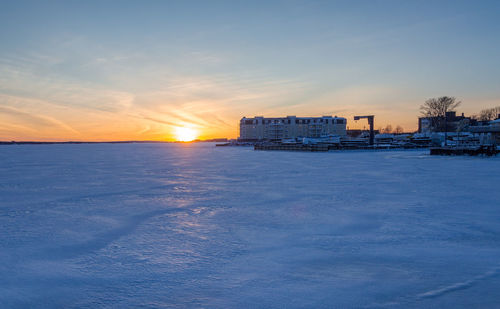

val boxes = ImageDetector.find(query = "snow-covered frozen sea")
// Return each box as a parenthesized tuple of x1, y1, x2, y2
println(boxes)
(1, 143, 500, 308)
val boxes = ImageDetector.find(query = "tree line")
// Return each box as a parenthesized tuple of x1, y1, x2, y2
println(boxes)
(475, 106, 500, 121)
(378, 124, 404, 134)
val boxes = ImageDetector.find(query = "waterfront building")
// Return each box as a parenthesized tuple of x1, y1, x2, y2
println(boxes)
(418, 111, 476, 133)
(469, 115, 500, 145)
(239, 115, 347, 141)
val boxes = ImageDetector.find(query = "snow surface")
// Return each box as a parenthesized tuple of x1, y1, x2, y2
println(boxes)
(1, 143, 500, 308)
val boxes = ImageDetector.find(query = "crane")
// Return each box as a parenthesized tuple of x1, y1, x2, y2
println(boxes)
(353, 115, 375, 145)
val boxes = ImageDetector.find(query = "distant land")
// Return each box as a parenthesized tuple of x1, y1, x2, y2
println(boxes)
(0, 138, 228, 145)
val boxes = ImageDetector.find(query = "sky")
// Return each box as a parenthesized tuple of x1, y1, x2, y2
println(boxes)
(1, 0, 500, 141)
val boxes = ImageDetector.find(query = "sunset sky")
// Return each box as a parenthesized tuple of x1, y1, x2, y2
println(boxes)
(1, 0, 500, 141)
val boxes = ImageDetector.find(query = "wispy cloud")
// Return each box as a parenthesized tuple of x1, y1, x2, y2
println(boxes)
(0, 103, 80, 135)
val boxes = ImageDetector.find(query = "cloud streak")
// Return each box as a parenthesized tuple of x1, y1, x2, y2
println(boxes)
(0, 103, 80, 135)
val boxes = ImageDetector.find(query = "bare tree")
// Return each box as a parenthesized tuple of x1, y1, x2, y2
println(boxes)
(394, 125, 404, 134)
(477, 106, 500, 121)
(420, 96, 461, 117)
(420, 96, 461, 131)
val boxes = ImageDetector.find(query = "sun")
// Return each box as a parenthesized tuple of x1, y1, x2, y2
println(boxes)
(174, 127, 198, 142)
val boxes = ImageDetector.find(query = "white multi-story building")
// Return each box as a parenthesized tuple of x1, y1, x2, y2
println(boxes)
(239, 115, 347, 141)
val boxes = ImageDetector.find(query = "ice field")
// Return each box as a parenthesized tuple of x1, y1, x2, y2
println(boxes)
(1, 143, 500, 308)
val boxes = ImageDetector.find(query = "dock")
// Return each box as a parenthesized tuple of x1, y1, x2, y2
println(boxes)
(253, 143, 431, 152)
(254, 144, 330, 152)
(430, 146, 499, 156)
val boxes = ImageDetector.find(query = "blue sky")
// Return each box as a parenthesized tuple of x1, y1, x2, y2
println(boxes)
(1, 0, 499, 140)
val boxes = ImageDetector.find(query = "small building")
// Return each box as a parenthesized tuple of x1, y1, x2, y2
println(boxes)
(347, 129, 380, 138)
(239, 115, 347, 141)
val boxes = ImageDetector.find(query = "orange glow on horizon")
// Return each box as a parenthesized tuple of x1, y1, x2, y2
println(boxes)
(174, 126, 199, 142)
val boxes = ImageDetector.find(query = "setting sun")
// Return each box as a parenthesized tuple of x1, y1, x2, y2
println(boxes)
(174, 127, 198, 142)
